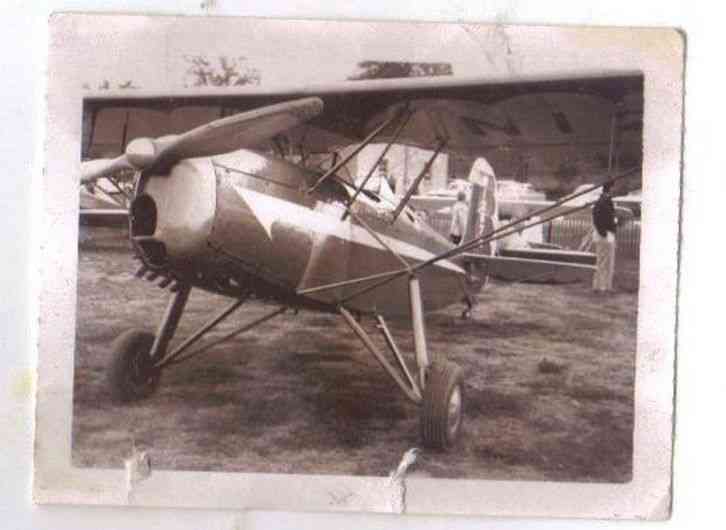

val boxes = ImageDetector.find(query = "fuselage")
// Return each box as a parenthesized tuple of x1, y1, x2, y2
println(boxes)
(130, 149, 470, 317)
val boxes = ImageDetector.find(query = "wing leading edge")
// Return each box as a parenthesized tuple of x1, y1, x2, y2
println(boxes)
(82, 72, 643, 190)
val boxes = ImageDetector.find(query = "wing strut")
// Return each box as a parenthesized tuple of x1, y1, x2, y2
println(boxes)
(339, 306, 422, 403)
(307, 109, 405, 194)
(342, 107, 413, 219)
(346, 208, 412, 272)
(391, 138, 447, 222)
(297, 268, 407, 296)
(106, 174, 132, 206)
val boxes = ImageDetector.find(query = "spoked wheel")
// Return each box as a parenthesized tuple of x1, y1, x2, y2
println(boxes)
(420, 361, 464, 449)
(107, 329, 161, 402)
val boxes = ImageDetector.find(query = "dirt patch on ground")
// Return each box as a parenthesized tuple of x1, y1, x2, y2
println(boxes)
(72, 227, 637, 481)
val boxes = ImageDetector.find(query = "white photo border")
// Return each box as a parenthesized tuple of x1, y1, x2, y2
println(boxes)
(34, 14, 682, 519)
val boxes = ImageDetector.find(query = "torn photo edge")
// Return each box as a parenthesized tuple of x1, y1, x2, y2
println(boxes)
(33, 14, 683, 519)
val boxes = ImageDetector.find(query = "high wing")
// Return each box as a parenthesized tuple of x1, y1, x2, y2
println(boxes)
(82, 71, 643, 192)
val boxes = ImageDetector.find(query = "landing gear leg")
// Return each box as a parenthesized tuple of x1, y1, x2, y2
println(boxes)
(148, 284, 193, 360)
(340, 276, 465, 449)
(107, 285, 191, 402)
(408, 276, 430, 389)
(107, 285, 284, 403)
(408, 275, 465, 450)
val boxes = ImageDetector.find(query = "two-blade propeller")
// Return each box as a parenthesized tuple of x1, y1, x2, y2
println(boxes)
(80, 97, 324, 183)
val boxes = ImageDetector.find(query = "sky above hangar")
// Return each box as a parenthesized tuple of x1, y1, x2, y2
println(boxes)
(65, 15, 645, 188)
(69, 15, 526, 89)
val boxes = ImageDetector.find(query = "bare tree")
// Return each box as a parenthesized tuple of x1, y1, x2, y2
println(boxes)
(183, 55, 261, 87)
(347, 61, 453, 81)
(82, 79, 139, 90)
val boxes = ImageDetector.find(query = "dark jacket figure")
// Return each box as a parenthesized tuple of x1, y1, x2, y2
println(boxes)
(591, 184, 617, 292)
(592, 189, 616, 237)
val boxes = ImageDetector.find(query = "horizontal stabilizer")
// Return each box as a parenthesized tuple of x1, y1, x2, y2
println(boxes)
(461, 251, 595, 284)
(499, 247, 595, 266)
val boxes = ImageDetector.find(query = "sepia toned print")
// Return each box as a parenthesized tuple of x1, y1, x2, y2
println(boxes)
(36, 15, 681, 518)
(73, 74, 641, 481)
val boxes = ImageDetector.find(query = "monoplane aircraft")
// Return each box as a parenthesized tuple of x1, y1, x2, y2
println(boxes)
(80, 72, 643, 449)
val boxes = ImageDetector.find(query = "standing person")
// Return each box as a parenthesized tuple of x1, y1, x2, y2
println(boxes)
(591, 182, 617, 293)
(379, 158, 396, 194)
(449, 191, 468, 245)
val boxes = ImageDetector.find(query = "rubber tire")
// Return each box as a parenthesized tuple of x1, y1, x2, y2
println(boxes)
(107, 329, 161, 403)
(420, 361, 464, 450)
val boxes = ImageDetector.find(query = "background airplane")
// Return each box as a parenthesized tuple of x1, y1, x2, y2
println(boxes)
(79, 176, 131, 227)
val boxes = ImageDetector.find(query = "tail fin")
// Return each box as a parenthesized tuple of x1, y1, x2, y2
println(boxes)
(458, 157, 499, 300)
(465, 157, 499, 256)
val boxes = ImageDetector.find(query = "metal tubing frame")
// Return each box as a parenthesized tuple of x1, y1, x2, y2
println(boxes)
(339, 306, 422, 404)
(391, 139, 447, 222)
(343, 108, 413, 219)
(408, 276, 429, 390)
(153, 296, 248, 369)
(307, 111, 402, 194)
(106, 174, 132, 205)
(346, 208, 412, 272)
(162, 306, 287, 368)
(149, 284, 192, 360)
(297, 268, 406, 296)
(375, 315, 420, 399)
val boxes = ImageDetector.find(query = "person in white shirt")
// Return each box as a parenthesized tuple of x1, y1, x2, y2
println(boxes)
(449, 191, 468, 245)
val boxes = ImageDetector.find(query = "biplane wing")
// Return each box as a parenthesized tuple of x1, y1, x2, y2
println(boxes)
(82, 71, 643, 194)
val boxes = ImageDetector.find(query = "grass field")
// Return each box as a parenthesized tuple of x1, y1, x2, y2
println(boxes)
(72, 227, 637, 482)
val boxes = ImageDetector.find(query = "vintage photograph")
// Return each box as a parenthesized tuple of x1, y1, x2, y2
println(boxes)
(36, 15, 681, 518)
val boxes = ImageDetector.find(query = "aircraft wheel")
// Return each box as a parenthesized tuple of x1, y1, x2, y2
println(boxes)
(107, 329, 161, 403)
(420, 361, 464, 449)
